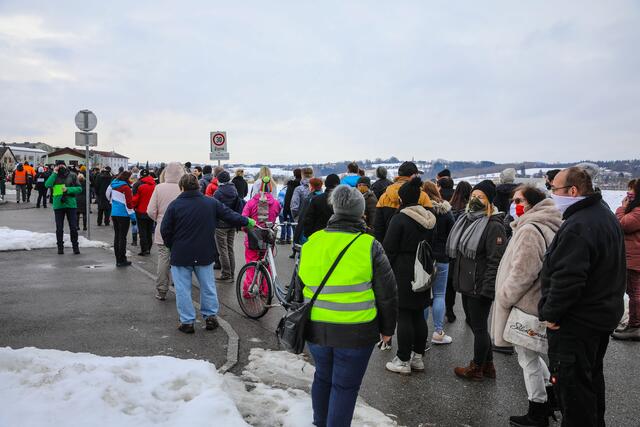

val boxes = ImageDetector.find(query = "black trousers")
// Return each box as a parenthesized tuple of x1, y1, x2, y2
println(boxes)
(77, 209, 87, 230)
(397, 308, 427, 361)
(36, 188, 47, 207)
(26, 183, 33, 200)
(463, 294, 493, 365)
(445, 259, 457, 313)
(54, 208, 78, 248)
(137, 215, 154, 253)
(98, 206, 111, 225)
(112, 217, 130, 263)
(548, 325, 610, 427)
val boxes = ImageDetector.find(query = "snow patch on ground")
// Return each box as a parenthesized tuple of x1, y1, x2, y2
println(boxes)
(0, 347, 397, 427)
(0, 227, 109, 251)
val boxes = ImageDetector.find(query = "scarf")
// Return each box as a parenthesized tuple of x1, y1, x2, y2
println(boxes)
(446, 210, 490, 260)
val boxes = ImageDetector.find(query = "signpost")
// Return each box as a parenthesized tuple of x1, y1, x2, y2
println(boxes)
(75, 110, 97, 239)
(210, 131, 228, 166)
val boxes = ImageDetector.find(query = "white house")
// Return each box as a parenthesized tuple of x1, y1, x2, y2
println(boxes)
(92, 150, 129, 171)
(5, 146, 48, 165)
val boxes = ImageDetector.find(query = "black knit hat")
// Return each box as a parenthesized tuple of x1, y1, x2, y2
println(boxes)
(217, 171, 231, 183)
(357, 176, 371, 187)
(324, 174, 340, 189)
(398, 177, 422, 206)
(140, 168, 150, 177)
(472, 180, 497, 204)
(398, 161, 422, 177)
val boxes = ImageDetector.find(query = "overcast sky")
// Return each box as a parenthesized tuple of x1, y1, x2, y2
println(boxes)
(1, 1, 638, 165)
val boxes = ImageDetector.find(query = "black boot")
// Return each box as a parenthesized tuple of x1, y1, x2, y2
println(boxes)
(73, 245, 80, 255)
(57, 246, 64, 255)
(509, 401, 549, 427)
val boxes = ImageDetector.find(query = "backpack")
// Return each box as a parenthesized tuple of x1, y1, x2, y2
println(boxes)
(411, 240, 438, 292)
(257, 192, 270, 224)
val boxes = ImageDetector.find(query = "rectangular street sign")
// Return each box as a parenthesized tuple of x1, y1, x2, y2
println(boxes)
(210, 151, 230, 160)
(75, 132, 97, 147)
(210, 131, 227, 152)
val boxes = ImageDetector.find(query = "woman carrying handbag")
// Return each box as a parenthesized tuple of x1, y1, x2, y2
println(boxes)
(491, 185, 562, 427)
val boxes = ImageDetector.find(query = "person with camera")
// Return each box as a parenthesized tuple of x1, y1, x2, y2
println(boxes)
(44, 162, 82, 255)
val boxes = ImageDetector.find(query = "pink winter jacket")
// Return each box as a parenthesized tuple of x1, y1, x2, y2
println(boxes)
(616, 205, 640, 271)
(242, 192, 281, 248)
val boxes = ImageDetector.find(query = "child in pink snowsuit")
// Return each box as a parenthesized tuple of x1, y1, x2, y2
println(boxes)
(241, 177, 281, 296)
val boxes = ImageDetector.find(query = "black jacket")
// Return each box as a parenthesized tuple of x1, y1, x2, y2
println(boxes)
(160, 190, 248, 266)
(431, 200, 456, 263)
(34, 171, 50, 190)
(383, 207, 436, 310)
(451, 213, 507, 299)
(299, 215, 398, 348)
(283, 178, 301, 215)
(371, 178, 393, 199)
(94, 171, 113, 209)
(494, 183, 518, 214)
(76, 181, 87, 212)
(538, 193, 626, 332)
(303, 189, 334, 237)
(213, 182, 243, 228)
(231, 176, 248, 199)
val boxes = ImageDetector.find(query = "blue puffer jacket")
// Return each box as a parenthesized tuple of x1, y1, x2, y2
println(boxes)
(340, 174, 360, 188)
(213, 182, 243, 228)
(161, 190, 248, 266)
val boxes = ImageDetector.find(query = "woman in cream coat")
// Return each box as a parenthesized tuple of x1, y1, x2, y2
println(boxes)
(491, 185, 562, 426)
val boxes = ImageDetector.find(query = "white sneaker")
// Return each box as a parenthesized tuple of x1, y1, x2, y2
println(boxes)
(432, 330, 453, 345)
(410, 351, 424, 371)
(385, 356, 411, 375)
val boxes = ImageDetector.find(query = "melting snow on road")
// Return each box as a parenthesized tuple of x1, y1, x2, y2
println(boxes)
(0, 227, 109, 251)
(0, 347, 397, 427)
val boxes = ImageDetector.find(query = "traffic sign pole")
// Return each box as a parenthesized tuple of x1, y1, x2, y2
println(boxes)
(75, 110, 98, 240)
(85, 144, 91, 240)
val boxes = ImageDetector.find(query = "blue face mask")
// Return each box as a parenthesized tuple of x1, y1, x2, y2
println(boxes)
(552, 194, 585, 214)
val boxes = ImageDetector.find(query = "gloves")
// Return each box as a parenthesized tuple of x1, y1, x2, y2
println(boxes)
(247, 218, 256, 229)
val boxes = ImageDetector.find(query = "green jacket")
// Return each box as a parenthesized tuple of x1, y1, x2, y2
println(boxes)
(45, 172, 82, 209)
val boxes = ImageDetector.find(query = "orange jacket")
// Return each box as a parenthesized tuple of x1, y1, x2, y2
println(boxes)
(13, 169, 27, 185)
(23, 164, 35, 177)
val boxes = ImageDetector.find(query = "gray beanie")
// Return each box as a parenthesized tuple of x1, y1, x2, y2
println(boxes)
(575, 162, 600, 180)
(330, 185, 365, 219)
(500, 168, 516, 184)
(376, 166, 388, 180)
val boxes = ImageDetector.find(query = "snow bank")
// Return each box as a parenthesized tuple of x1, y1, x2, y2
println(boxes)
(0, 347, 398, 427)
(0, 227, 109, 251)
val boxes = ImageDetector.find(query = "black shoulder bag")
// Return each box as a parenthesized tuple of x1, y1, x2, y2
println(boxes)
(276, 232, 363, 354)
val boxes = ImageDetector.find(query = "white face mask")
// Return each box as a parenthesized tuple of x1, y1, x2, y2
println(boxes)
(509, 202, 517, 218)
(552, 194, 585, 214)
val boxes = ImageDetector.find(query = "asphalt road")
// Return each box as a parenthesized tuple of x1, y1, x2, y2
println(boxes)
(1, 203, 639, 426)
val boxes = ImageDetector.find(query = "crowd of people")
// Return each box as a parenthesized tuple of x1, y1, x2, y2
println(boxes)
(2, 157, 639, 427)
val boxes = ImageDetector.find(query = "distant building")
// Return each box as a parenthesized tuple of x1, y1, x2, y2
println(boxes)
(1, 143, 48, 165)
(91, 150, 129, 171)
(46, 147, 86, 166)
(0, 146, 17, 170)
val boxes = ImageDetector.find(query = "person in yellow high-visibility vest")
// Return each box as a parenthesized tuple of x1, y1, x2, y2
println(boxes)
(295, 184, 397, 427)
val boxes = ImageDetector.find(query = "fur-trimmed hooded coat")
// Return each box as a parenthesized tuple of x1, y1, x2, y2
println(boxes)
(491, 198, 562, 347)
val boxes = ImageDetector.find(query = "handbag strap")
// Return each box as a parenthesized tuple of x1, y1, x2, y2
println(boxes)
(308, 232, 364, 306)
(530, 223, 548, 249)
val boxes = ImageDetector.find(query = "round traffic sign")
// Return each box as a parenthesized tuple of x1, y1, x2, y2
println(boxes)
(75, 110, 97, 132)
(212, 133, 226, 147)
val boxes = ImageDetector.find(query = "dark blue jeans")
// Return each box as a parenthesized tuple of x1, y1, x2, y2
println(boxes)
(308, 342, 374, 427)
(54, 208, 78, 248)
(279, 211, 294, 241)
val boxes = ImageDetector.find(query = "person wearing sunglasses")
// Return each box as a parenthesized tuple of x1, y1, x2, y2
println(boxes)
(491, 185, 562, 426)
(539, 167, 626, 426)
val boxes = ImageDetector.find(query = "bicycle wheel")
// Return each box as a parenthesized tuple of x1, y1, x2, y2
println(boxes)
(235, 261, 273, 319)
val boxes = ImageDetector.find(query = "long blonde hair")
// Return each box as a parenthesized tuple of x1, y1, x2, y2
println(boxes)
(422, 181, 442, 203)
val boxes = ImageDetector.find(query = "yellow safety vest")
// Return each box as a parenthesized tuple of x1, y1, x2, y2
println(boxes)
(299, 230, 377, 324)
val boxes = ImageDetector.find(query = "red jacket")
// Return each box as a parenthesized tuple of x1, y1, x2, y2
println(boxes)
(205, 178, 219, 197)
(616, 205, 640, 271)
(132, 176, 157, 215)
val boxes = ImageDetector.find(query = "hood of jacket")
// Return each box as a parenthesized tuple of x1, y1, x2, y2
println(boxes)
(511, 198, 563, 232)
(164, 162, 185, 184)
(400, 205, 436, 230)
(110, 179, 129, 190)
(250, 191, 277, 205)
(431, 200, 452, 215)
(139, 175, 156, 186)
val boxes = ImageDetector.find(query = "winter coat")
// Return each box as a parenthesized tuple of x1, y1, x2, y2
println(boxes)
(232, 175, 248, 199)
(290, 178, 311, 218)
(371, 178, 393, 199)
(283, 177, 301, 214)
(616, 204, 640, 271)
(205, 178, 219, 197)
(296, 215, 398, 348)
(147, 162, 184, 245)
(94, 171, 113, 209)
(303, 189, 334, 237)
(161, 190, 248, 266)
(12, 165, 27, 185)
(107, 180, 136, 221)
(430, 200, 456, 263)
(491, 199, 562, 347)
(374, 176, 433, 242)
(199, 173, 213, 194)
(362, 190, 378, 231)
(242, 192, 281, 248)
(44, 171, 82, 210)
(293, 190, 322, 244)
(132, 176, 156, 216)
(76, 181, 87, 213)
(340, 174, 360, 188)
(34, 171, 50, 190)
(450, 211, 507, 299)
(494, 183, 518, 214)
(250, 179, 278, 199)
(383, 205, 437, 310)
(539, 193, 626, 332)
(214, 182, 243, 228)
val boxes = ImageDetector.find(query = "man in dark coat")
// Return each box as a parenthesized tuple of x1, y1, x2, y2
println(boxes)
(303, 174, 340, 237)
(279, 168, 301, 244)
(539, 167, 626, 426)
(94, 167, 113, 226)
(371, 166, 393, 199)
